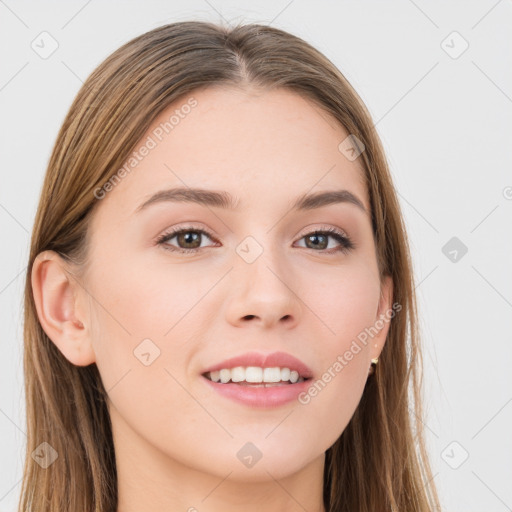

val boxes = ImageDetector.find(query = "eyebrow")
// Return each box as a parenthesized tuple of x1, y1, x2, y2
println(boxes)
(135, 187, 368, 215)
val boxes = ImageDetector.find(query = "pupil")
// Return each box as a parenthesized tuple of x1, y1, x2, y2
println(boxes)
(307, 234, 327, 250)
(179, 231, 200, 248)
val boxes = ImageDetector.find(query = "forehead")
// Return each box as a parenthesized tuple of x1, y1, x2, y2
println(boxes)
(95, 86, 369, 219)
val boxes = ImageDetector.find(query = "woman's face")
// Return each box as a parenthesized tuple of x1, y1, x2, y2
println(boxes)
(79, 86, 392, 482)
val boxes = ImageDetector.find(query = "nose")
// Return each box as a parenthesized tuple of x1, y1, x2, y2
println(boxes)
(223, 252, 303, 330)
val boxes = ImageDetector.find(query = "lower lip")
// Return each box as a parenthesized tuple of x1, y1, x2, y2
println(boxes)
(201, 376, 312, 408)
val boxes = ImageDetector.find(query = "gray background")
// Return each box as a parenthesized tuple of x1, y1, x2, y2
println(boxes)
(1, 1, 511, 510)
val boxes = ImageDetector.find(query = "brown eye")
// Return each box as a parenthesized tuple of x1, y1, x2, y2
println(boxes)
(156, 225, 355, 256)
(304, 233, 329, 250)
(156, 227, 217, 253)
(296, 227, 355, 255)
(176, 231, 202, 249)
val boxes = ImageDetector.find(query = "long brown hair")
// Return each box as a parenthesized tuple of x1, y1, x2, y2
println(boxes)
(20, 20, 441, 512)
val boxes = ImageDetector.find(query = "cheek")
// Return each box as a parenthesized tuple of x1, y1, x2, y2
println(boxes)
(294, 265, 379, 440)
(86, 252, 220, 413)
(86, 258, 216, 467)
(303, 262, 380, 348)
(88, 249, 218, 342)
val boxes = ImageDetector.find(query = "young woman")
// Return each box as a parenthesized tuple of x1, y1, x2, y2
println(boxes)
(21, 20, 441, 512)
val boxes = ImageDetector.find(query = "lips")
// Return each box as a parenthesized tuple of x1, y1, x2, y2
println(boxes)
(200, 351, 314, 408)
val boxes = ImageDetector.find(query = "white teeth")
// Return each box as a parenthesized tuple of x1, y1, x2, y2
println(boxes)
(246, 366, 263, 382)
(263, 367, 281, 382)
(231, 366, 245, 382)
(206, 366, 306, 384)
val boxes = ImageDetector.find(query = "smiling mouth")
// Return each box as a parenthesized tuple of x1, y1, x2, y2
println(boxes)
(202, 367, 311, 386)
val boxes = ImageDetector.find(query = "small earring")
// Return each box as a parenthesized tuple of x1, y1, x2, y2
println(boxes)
(368, 358, 378, 375)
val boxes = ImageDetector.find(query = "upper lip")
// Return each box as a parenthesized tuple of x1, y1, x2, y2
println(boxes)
(201, 351, 313, 379)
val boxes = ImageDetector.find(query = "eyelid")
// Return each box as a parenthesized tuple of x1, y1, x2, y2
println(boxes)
(296, 223, 349, 239)
(156, 223, 350, 241)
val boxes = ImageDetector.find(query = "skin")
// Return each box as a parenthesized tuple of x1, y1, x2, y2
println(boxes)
(32, 86, 392, 512)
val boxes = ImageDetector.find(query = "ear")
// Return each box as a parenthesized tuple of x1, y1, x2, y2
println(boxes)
(31, 250, 96, 366)
(370, 274, 394, 360)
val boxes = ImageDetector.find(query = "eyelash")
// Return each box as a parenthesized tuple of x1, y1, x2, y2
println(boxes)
(155, 225, 355, 255)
